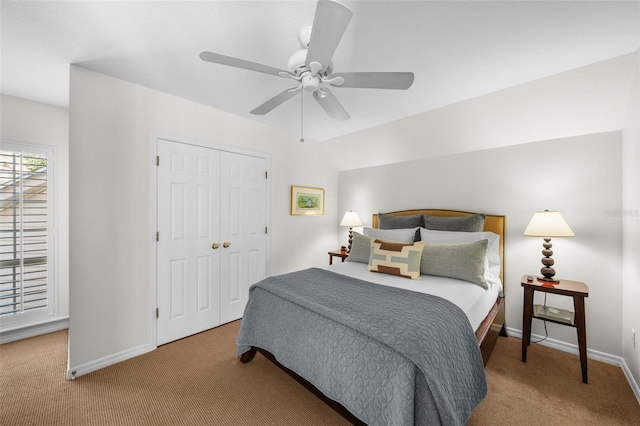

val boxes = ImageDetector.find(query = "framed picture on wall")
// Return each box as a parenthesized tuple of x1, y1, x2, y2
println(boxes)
(290, 186, 325, 216)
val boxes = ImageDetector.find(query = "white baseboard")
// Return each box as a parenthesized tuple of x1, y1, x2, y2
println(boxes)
(0, 317, 69, 344)
(66, 342, 155, 380)
(620, 357, 640, 404)
(507, 326, 640, 404)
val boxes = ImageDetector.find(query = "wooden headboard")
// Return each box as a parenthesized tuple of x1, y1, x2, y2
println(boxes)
(372, 209, 506, 285)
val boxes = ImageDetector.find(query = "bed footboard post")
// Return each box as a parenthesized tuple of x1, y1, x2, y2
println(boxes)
(499, 324, 508, 337)
(240, 347, 257, 364)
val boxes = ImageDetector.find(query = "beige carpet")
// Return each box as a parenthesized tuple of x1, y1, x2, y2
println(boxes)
(1, 321, 638, 425)
(469, 337, 640, 425)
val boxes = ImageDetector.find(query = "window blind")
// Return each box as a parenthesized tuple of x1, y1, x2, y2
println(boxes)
(0, 150, 50, 317)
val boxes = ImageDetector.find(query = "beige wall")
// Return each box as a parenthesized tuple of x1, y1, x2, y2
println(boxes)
(622, 49, 640, 399)
(68, 66, 338, 375)
(0, 95, 70, 324)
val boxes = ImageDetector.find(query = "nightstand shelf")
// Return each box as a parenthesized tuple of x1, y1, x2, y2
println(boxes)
(533, 304, 575, 326)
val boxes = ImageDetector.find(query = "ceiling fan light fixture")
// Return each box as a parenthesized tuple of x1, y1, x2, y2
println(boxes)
(301, 74, 320, 92)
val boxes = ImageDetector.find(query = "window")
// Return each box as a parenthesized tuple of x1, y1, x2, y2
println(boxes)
(0, 143, 56, 329)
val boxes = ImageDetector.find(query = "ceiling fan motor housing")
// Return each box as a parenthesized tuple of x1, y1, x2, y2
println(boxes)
(288, 26, 333, 78)
(287, 43, 331, 92)
(287, 49, 308, 75)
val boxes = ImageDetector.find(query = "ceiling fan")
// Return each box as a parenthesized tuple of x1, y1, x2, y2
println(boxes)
(199, 0, 414, 123)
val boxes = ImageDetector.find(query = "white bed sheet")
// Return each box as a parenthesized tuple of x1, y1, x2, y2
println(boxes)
(326, 261, 502, 331)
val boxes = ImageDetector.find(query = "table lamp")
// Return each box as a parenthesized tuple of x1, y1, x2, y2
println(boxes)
(340, 210, 362, 253)
(523, 210, 575, 283)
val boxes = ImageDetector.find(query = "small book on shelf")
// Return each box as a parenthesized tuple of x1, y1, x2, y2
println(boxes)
(534, 304, 575, 325)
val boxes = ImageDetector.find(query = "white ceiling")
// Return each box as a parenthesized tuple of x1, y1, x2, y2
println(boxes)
(2, 1, 638, 141)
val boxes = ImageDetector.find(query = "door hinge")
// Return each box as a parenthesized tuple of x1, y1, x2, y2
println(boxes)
(156, 308, 159, 319)
(156, 231, 159, 242)
(265, 226, 268, 234)
(156, 156, 160, 166)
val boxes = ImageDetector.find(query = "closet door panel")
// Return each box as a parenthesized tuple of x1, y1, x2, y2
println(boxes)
(157, 140, 221, 345)
(220, 152, 267, 323)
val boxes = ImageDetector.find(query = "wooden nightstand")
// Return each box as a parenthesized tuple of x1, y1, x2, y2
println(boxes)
(521, 275, 589, 383)
(328, 250, 348, 265)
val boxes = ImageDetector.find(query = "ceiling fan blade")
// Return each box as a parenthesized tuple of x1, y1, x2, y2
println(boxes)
(200, 51, 290, 78)
(329, 72, 415, 90)
(305, 0, 353, 74)
(313, 88, 349, 121)
(251, 86, 302, 115)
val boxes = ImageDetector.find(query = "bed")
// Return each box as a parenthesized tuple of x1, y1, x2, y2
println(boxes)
(237, 209, 507, 425)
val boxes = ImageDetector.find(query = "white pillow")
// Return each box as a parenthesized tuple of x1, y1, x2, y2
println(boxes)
(419, 228, 501, 284)
(363, 227, 418, 242)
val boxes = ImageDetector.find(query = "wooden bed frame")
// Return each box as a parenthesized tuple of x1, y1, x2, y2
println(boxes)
(241, 209, 507, 424)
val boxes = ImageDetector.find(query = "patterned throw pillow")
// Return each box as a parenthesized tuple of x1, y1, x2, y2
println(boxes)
(367, 239, 425, 280)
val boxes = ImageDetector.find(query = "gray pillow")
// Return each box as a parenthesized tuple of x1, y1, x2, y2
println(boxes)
(362, 227, 418, 243)
(420, 239, 488, 288)
(345, 232, 372, 263)
(422, 213, 486, 232)
(378, 213, 422, 229)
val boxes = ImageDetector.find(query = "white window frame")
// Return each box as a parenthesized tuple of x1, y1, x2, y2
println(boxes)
(0, 141, 57, 330)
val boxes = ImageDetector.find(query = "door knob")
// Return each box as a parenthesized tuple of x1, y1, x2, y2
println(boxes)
(223, 242, 230, 248)
(211, 243, 219, 249)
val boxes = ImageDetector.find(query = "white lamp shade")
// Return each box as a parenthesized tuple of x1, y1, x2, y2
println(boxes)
(523, 210, 575, 237)
(340, 211, 362, 227)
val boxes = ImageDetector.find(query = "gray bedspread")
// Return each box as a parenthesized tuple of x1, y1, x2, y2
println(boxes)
(237, 268, 487, 425)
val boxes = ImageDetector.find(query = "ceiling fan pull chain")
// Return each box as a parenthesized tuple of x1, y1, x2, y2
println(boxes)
(300, 92, 305, 143)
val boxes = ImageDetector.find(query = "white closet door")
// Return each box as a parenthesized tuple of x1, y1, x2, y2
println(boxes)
(157, 139, 221, 345)
(219, 151, 267, 324)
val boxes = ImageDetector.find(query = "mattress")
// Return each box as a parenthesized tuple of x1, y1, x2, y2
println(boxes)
(327, 261, 502, 331)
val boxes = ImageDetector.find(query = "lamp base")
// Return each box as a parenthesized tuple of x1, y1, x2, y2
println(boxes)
(538, 239, 559, 284)
(347, 228, 354, 253)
